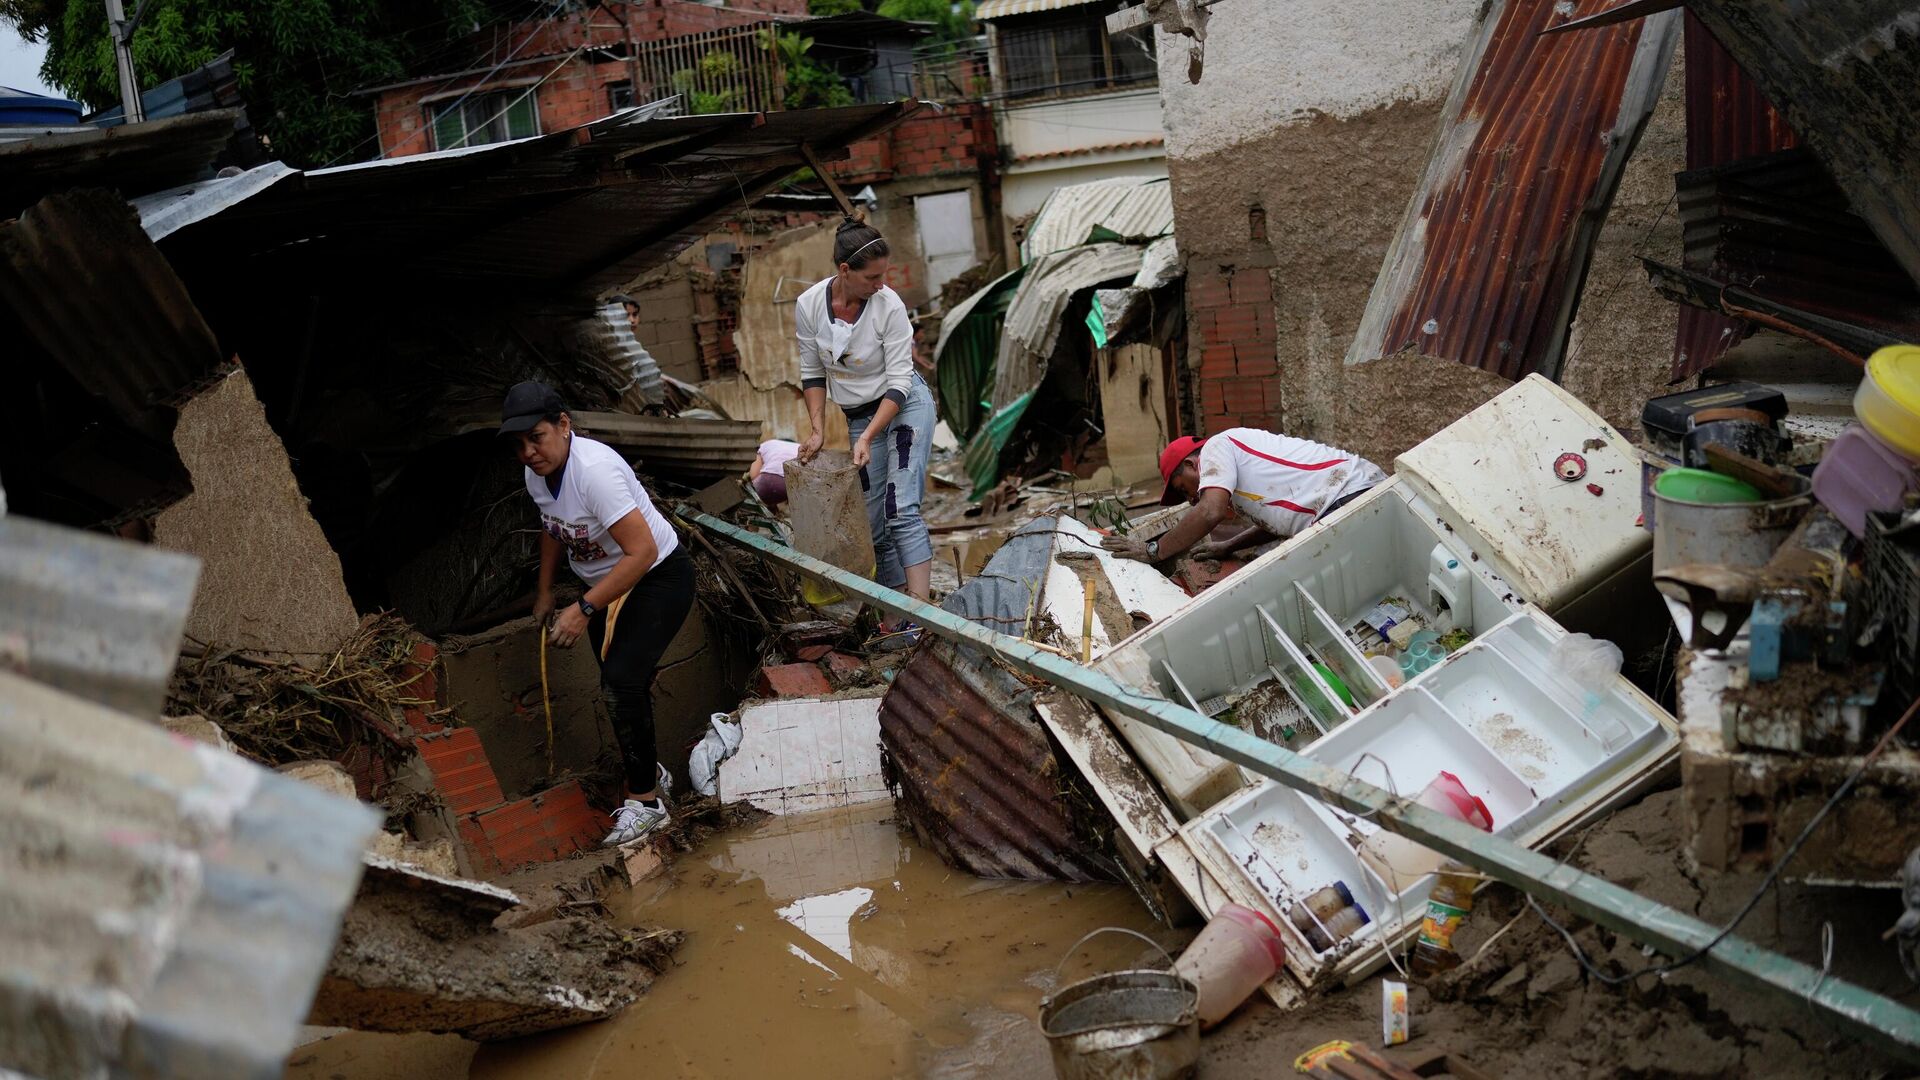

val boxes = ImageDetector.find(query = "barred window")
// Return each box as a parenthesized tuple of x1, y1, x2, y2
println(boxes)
(428, 90, 540, 151)
(995, 4, 1156, 102)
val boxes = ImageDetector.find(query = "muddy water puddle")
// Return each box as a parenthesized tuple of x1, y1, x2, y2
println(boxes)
(470, 801, 1162, 1079)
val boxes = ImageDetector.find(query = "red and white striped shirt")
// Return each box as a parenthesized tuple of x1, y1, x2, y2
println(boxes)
(1196, 428, 1385, 537)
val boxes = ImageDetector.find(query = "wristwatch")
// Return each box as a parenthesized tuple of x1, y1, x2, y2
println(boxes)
(1146, 538, 1161, 559)
(577, 598, 598, 618)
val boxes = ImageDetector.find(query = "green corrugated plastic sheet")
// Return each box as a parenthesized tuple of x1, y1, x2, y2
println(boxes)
(962, 390, 1037, 499)
(935, 265, 1028, 441)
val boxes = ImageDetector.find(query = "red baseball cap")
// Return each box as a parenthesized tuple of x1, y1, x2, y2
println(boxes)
(1158, 436, 1206, 505)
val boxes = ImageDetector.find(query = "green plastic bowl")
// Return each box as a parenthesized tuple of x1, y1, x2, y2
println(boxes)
(1653, 467, 1763, 505)
(1312, 663, 1355, 708)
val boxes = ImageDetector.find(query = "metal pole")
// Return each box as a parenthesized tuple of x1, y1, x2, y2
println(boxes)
(104, 0, 144, 123)
(682, 508, 1920, 1063)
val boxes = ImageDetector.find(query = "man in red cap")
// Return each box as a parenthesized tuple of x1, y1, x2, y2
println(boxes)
(1101, 429, 1385, 563)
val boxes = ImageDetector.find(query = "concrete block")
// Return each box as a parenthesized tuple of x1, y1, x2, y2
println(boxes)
(618, 835, 671, 886)
(754, 663, 835, 699)
(277, 760, 358, 802)
(438, 616, 613, 800)
(161, 713, 232, 752)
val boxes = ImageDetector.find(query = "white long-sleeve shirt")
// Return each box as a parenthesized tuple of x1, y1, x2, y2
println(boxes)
(795, 277, 914, 413)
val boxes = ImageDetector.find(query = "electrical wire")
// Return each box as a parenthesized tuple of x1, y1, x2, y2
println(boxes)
(1530, 691, 1920, 987)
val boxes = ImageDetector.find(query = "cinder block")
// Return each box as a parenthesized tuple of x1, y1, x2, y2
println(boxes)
(414, 727, 506, 816)
(754, 663, 834, 699)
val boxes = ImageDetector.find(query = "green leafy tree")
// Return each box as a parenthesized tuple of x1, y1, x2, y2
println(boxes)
(0, 0, 503, 166)
(805, 0, 865, 15)
(876, 0, 974, 48)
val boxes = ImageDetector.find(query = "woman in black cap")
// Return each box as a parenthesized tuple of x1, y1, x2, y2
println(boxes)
(499, 380, 694, 847)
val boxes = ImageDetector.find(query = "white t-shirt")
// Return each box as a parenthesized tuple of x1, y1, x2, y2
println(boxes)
(1197, 428, 1385, 538)
(525, 433, 679, 587)
(794, 277, 915, 409)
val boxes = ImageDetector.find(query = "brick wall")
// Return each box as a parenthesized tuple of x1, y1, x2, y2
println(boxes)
(1188, 264, 1281, 431)
(832, 103, 996, 186)
(374, 0, 803, 158)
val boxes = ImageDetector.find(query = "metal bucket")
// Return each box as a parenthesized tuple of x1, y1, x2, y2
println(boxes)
(1653, 477, 1812, 574)
(1038, 928, 1200, 1080)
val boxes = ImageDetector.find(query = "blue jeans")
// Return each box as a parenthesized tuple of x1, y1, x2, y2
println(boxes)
(847, 374, 935, 590)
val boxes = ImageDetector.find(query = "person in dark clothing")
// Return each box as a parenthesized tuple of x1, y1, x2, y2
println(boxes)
(500, 381, 694, 847)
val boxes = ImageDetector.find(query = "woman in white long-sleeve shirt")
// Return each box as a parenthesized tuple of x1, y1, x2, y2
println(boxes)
(794, 217, 936, 641)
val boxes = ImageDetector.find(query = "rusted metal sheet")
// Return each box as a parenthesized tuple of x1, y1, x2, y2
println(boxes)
(879, 639, 1123, 883)
(0, 189, 225, 524)
(1672, 11, 1800, 379)
(1684, 0, 1920, 293)
(0, 109, 238, 217)
(150, 102, 919, 297)
(1669, 148, 1920, 369)
(1345, 0, 1679, 380)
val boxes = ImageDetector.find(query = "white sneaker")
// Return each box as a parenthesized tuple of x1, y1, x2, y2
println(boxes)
(602, 798, 669, 847)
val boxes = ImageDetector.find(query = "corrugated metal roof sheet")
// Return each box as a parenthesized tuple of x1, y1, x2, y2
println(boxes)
(0, 109, 240, 218)
(995, 242, 1146, 404)
(1670, 9, 1801, 380)
(147, 100, 920, 297)
(976, 0, 1105, 19)
(572, 411, 762, 482)
(1022, 175, 1173, 261)
(1684, 0, 1920, 293)
(1344, 0, 1680, 380)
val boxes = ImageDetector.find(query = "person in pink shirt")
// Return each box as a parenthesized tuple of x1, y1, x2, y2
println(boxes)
(748, 438, 800, 508)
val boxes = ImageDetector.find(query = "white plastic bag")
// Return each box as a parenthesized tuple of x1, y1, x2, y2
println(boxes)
(688, 712, 743, 797)
(1550, 633, 1632, 748)
(1551, 632, 1623, 694)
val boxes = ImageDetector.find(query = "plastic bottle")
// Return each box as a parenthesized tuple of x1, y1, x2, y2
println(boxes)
(1366, 654, 1404, 690)
(1173, 903, 1288, 1028)
(1408, 861, 1477, 978)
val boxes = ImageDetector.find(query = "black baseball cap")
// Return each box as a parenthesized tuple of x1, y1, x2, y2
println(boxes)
(498, 380, 566, 436)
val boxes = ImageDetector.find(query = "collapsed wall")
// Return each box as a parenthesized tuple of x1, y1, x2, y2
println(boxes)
(1160, 1, 1691, 455)
(1157, 0, 1482, 442)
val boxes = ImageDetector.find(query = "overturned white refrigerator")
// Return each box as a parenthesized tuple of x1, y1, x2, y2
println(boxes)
(1098, 375, 1681, 989)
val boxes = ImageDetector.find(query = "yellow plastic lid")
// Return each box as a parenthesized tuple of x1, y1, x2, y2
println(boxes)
(1869, 345, 1920, 412)
(1857, 345, 1920, 458)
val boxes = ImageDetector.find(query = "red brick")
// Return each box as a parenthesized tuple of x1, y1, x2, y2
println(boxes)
(822, 651, 866, 678)
(414, 727, 505, 816)
(397, 640, 444, 733)
(458, 780, 610, 875)
(1189, 272, 1232, 308)
(754, 663, 834, 698)
(794, 644, 833, 662)
(1230, 272, 1272, 305)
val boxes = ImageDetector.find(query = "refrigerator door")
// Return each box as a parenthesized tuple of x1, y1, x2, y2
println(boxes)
(1394, 374, 1649, 613)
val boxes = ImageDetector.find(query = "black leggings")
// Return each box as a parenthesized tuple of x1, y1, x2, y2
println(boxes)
(585, 545, 696, 795)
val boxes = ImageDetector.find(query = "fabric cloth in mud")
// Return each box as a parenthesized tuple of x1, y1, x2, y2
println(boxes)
(586, 545, 694, 795)
(1197, 428, 1386, 538)
(525, 432, 678, 584)
(523, 431, 689, 795)
(847, 373, 936, 588)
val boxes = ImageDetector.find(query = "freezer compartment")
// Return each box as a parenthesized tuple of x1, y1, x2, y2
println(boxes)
(1104, 481, 1518, 728)
(1190, 782, 1414, 982)
(1304, 688, 1536, 833)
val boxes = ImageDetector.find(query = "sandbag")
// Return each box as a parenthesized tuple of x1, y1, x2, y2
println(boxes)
(784, 450, 876, 605)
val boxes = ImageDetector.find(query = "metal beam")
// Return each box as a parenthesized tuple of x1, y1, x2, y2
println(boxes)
(683, 508, 1920, 1063)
